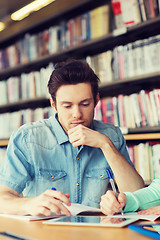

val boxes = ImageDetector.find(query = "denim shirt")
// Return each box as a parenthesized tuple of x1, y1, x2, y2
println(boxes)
(0, 113, 133, 208)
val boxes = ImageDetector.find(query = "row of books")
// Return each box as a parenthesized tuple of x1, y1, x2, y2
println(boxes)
(0, 107, 55, 139)
(86, 51, 113, 84)
(112, 0, 160, 30)
(138, 0, 160, 21)
(112, 35, 160, 80)
(94, 89, 160, 128)
(127, 141, 160, 183)
(1, 32, 160, 106)
(0, 64, 53, 105)
(0, 4, 110, 70)
(87, 34, 160, 83)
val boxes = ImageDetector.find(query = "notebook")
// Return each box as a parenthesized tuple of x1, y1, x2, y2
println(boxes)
(0, 203, 101, 221)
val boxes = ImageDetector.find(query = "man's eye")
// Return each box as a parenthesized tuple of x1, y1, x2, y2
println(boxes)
(82, 103, 89, 107)
(64, 105, 71, 108)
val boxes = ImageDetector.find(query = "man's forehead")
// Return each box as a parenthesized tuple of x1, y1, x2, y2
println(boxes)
(56, 83, 93, 98)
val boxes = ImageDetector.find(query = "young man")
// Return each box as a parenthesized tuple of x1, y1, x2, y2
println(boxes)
(100, 176, 160, 216)
(0, 59, 144, 216)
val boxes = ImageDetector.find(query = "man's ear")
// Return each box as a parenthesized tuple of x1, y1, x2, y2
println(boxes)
(50, 98, 56, 109)
(95, 93, 100, 106)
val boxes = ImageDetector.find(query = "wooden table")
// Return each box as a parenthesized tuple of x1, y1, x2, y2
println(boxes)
(0, 217, 156, 240)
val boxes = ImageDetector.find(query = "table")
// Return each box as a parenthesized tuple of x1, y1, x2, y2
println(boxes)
(0, 217, 156, 240)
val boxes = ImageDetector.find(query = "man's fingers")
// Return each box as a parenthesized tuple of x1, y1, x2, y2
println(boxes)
(37, 196, 71, 216)
(50, 199, 71, 216)
(45, 190, 71, 206)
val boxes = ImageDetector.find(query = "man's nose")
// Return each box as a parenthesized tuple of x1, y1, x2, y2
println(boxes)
(72, 106, 82, 119)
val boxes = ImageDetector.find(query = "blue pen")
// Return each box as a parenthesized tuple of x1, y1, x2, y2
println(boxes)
(51, 187, 56, 191)
(106, 169, 123, 215)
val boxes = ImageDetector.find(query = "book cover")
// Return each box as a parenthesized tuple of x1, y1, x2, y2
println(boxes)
(120, 0, 141, 26)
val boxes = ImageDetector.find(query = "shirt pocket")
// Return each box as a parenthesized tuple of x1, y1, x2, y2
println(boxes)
(84, 169, 109, 204)
(37, 169, 68, 192)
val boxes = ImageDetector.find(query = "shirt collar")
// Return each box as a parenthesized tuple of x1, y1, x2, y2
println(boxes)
(51, 113, 69, 144)
(50, 113, 95, 145)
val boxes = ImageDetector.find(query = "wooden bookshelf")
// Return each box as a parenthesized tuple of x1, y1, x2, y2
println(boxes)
(0, 140, 9, 146)
(1, 17, 160, 80)
(0, 0, 160, 148)
(0, 97, 50, 114)
(0, 0, 107, 47)
(124, 133, 160, 141)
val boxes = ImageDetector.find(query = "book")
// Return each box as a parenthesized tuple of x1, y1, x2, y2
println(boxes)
(90, 4, 110, 39)
(137, 0, 147, 21)
(149, 90, 159, 126)
(120, 0, 141, 26)
(138, 143, 151, 182)
(130, 93, 142, 127)
(0, 203, 101, 221)
(117, 94, 125, 127)
(145, 90, 155, 126)
(144, 0, 159, 19)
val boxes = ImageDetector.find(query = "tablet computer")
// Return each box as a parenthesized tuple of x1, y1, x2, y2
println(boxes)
(129, 224, 160, 239)
(43, 215, 138, 227)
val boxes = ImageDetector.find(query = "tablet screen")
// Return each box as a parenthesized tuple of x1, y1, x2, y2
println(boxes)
(43, 216, 138, 227)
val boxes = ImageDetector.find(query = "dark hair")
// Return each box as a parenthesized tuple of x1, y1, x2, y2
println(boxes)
(48, 59, 99, 105)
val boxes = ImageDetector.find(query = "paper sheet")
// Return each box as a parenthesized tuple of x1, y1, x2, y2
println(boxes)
(109, 212, 160, 221)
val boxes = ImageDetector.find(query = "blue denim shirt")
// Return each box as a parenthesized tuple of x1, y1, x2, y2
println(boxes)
(0, 113, 133, 208)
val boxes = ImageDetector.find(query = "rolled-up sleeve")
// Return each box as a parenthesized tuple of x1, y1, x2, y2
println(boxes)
(124, 176, 160, 212)
(0, 128, 32, 193)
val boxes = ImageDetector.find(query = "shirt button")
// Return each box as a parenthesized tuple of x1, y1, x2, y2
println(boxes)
(76, 183, 79, 186)
(100, 175, 104, 178)
(51, 176, 54, 179)
(76, 157, 79, 160)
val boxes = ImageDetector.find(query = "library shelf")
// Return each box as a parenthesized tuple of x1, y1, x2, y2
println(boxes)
(99, 72, 160, 98)
(124, 133, 160, 141)
(0, 140, 9, 147)
(0, 97, 50, 114)
(0, 0, 160, 148)
(1, 17, 160, 80)
(0, 0, 107, 46)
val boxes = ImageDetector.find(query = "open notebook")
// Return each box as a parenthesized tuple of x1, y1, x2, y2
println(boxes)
(0, 203, 101, 221)
(0, 203, 159, 221)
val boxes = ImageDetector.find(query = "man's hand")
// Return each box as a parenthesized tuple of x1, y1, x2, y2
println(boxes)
(100, 190, 126, 215)
(68, 124, 107, 148)
(24, 189, 71, 216)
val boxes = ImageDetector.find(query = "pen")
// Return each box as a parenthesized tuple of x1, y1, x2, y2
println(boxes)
(106, 169, 123, 215)
(51, 187, 56, 191)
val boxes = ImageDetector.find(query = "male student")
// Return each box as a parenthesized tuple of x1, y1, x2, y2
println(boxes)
(0, 59, 144, 216)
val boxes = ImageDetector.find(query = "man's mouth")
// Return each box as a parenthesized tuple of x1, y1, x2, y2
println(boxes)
(71, 121, 84, 126)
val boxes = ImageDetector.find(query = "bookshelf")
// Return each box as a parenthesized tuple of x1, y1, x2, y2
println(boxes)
(124, 133, 160, 141)
(0, 0, 160, 163)
(0, 140, 9, 147)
